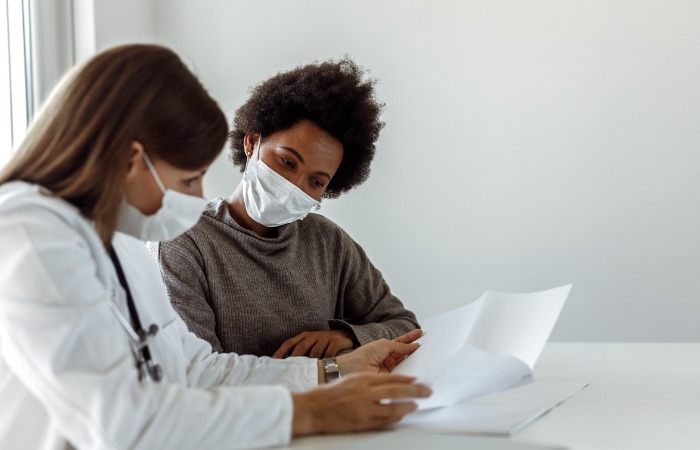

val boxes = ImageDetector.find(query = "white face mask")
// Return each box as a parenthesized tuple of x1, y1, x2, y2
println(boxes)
(240, 137, 320, 227)
(115, 152, 208, 242)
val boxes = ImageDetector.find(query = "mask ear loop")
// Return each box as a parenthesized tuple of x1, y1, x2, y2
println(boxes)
(243, 135, 262, 176)
(142, 151, 167, 194)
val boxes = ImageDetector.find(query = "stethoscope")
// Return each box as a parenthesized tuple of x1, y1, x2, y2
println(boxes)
(108, 247, 163, 382)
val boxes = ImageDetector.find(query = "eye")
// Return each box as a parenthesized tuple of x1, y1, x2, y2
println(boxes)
(280, 157, 295, 169)
(183, 177, 200, 188)
(310, 178, 325, 188)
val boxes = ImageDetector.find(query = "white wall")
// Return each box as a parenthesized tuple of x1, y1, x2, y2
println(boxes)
(94, 0, 155, 51)
(96, 0, 700, 342)
(29, 0, 73, 111)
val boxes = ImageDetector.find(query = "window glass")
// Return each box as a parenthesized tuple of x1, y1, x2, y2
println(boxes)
(1, 2, 12, 164)
(1, 0, 32, 166)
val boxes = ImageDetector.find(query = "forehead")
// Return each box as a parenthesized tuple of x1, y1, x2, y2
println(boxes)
(265, 120, 343, 171)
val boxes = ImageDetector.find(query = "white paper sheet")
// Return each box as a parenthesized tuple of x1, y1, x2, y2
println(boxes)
(393, 285, 571, 409)
(399, 381, 589, 436)
(466, 286, 571, 368)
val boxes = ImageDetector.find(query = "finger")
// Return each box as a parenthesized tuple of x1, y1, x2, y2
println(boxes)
(352, 373, 417, 386)
(386, 341, 420, 357)
(382, 354, 405, 372)
(385, 350, 414, 369)
(324, 342, 340, 357)
(371, 401, 419, 418)
(308, 339, 330, 359)
(325, 337, 352, 357)
(369, 402, 418, 429)
(394, 329, 424, 344)
(368, 383, 432, 401)
(326, 343, 351, 357)
(271, 334, 306, 359)
(344, 412, 402, 433)
(323, 341, 350, 357)
(290, 338, 313, 357)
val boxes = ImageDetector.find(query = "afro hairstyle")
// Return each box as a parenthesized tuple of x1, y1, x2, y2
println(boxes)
(229, 57, 385, 198)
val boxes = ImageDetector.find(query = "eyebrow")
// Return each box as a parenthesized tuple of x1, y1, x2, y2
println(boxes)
(277, 146, 332, 180)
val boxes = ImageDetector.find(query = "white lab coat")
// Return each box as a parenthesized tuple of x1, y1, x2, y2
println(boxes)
(0, 181, 318, 450)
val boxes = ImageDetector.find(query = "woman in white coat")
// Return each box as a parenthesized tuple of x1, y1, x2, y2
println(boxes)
(0, 44, 430, 450)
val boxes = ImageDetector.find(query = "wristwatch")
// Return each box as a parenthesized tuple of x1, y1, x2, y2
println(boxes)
(322, 357, 341, 382)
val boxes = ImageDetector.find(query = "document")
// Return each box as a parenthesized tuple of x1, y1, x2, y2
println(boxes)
(399, 380, 589, 436)
(393, 285, 572, 410)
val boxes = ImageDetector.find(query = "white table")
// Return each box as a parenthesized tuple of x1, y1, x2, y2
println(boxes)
(282, 343, 700, 450)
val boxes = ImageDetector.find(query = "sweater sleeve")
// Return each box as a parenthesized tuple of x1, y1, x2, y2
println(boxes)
(328, 230, 420, 345)
(148, 235, 224, 353)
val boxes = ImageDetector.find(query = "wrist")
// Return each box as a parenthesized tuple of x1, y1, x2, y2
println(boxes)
(335, 353, 352, 376)
(291, 392, 316, 437)
(317, 360, 326, 384)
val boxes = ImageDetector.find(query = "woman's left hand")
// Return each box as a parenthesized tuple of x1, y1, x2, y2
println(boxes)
(336, 329, 423, 376)
(272, 329, 355, 359)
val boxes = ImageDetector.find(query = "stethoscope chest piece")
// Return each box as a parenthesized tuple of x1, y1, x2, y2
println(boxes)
(136, 357, 163, 382)
(108, 247, 164, 383)
(130, 324, 163, 382)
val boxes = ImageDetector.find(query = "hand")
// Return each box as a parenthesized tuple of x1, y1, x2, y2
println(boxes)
(336, 329, 423, 376)
(292, 373, 432, 436)
(272, 330, 354, 359)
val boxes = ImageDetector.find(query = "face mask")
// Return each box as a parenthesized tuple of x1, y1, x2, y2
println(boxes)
(115, 152, 208, 242)
(240, 137, 320, 227)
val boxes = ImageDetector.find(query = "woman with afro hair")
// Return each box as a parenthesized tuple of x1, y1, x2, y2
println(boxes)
(149, 58, 419, 359)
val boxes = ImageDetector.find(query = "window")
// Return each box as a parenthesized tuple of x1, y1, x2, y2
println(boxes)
(1, 0, 33, 167)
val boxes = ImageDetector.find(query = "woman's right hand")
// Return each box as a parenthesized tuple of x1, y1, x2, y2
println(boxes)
(291, 373, 431, 436)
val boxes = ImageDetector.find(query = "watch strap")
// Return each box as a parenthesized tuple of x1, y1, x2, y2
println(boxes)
(322, 357, 341, 382)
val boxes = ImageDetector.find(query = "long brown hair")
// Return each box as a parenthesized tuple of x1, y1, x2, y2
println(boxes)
(0, 44, 227, 245)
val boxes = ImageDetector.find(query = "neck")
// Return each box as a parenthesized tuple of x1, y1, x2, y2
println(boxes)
(227, 186, 276, 237)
